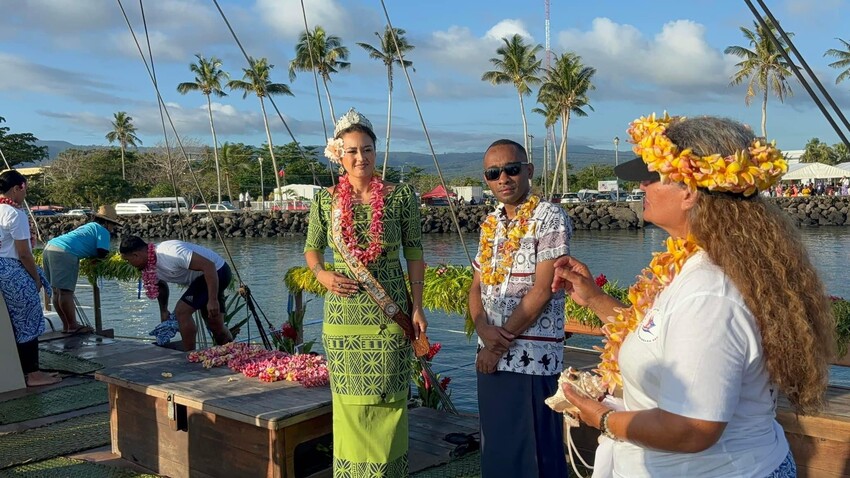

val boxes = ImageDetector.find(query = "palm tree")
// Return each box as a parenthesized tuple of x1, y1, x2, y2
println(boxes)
(177, 54, 230, 203)
(537, 52, 595, 194)
(357, 26, 415, 178)
(105, 111, 142, 180)
(531, 102, 559, 197)
(228, 57, 293, 201)
(724, 21, 794, 139)
(217, 142, 253, 203)
(825, 38, 850, 85)
(289, 26, 350, 124)
(482, 34, 543, 158)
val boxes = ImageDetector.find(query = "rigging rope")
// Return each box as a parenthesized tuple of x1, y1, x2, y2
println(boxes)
(210, 0, 337, 187)
(745, 0, 850, 148)
(379, 0, 474, 267)
(139, 0, 187, 241)
(297, 0, 338, 185)
(116, 1, 242, 281)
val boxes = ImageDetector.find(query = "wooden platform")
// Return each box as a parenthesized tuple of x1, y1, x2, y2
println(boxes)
(96, 351, 333, 478)
(1, 335, 483, 478)
(777, 385, 850, 477)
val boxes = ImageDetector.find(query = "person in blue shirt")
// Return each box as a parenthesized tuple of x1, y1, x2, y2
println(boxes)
(42, 213, 121, 334)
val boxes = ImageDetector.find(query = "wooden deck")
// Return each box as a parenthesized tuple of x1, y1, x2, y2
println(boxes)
(2, 335, 482, 477)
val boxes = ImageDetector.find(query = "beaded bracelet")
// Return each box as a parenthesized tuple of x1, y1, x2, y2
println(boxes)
(311, 263, 324, 276)
(600, 409, 621, 441)
(410, 280, 424, 285)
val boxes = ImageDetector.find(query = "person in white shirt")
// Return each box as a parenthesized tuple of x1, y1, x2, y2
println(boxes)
(119, 235, 233, 351)
(552, 115, 833, 477)
(0, 169, 60, 386)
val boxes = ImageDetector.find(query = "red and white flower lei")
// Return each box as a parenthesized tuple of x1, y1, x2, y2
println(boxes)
(336, 174, 385, 265)
(142, 243, 159, 299)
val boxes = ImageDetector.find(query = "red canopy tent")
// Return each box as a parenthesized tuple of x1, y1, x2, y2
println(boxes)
(420, 185, 456, 199)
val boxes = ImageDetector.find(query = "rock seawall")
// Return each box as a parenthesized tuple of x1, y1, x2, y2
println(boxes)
(32, 197, 850, 240)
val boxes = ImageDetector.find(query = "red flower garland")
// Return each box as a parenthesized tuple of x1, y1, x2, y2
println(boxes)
(0, 197, 22, 208)
(336, 174, 385, 265)
(142, 243, 159, 299)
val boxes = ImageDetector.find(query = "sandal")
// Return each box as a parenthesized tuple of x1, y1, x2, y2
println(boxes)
(63, 325, 94, 335)
(26, 371, 63, 387)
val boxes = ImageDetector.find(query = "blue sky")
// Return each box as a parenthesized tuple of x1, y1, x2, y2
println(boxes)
(1, 0, 849, 156)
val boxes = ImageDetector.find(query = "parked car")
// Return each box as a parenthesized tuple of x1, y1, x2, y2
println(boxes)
(32, 209, 60, 216)
(65, 208, 92, 216)
(592, 193, 613, 202)
(627, 193, 645, 202)
(115, 203, 163, 215)
(191, 203, 237, 213)
(560, 193, 581, 204)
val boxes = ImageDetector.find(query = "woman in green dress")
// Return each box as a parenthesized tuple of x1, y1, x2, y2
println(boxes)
(304, 108, 427, 477)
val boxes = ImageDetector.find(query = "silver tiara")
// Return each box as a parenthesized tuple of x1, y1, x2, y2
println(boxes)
(334, 108, 373, 138)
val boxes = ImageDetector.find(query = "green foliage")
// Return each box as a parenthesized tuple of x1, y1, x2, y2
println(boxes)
(411, 347, 452, 410)
(0, 116, 48, 166)
(565, 280, 630, 328)
(573, 164, 616, 191)
(284, 264, 476, 337)
(833, 298, 850, 358)
(284, 264, 329, 297)
(46, 149, 134, 207)
(800, 137, 848, 165)
(34, 250, 140, 285)
(223, 293, 248, 338)
(422, 264, 474, 335)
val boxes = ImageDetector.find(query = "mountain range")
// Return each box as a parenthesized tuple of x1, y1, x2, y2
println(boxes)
(33, 140, 620, 177)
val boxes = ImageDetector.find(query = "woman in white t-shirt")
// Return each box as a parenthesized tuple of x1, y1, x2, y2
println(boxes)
(552, 115, 833, 477)
(0, 170, 60, 387)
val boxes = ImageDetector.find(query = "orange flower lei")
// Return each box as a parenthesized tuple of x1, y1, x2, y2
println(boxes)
(628, 112, 787, 197)
(596, 235, 701, 392)
(478, 195, 540, 286)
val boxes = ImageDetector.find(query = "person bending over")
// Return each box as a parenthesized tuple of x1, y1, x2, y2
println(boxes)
(120, 235, 233, 351)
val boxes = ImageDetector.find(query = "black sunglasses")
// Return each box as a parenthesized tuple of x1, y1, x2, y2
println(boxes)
(484, 162, 527, 181)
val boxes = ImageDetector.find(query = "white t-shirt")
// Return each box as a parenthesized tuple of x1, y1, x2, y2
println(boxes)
(155, 240, 225, 285)
(0, 204, 30, 259)
(613, 251, 788, 477)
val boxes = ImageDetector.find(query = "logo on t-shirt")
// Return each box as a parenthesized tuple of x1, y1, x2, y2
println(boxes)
(637, 308, 659, 343)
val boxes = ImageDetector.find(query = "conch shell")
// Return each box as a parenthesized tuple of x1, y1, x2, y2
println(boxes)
(545, 367, 607, 426)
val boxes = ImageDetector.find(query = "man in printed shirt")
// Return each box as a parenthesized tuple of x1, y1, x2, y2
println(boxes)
(469, 139, 571, 478)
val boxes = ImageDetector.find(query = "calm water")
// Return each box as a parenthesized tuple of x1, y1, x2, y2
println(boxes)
(77, 227, 850, 412)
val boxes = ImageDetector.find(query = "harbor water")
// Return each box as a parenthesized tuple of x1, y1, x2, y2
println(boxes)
(76, 226, 850, 412)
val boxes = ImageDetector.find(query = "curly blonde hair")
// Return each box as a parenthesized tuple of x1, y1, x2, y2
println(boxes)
(671, 117, 835, 414)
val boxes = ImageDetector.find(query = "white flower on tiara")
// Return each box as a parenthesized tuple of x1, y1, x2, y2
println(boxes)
(324, 137, 345, 164)
(333, 108, 373, 138)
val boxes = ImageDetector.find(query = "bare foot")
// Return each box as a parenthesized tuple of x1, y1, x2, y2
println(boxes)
(26, 371, 62, 387)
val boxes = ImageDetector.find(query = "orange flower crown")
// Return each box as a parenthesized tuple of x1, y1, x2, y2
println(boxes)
(628, 113, 787, 197)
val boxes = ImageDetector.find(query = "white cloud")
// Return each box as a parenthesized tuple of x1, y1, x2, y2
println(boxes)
(484, 19, 533, 42)
(255, 0, 380, 41)
(557, 18, 738, 101)
(425, 19, 537, 77)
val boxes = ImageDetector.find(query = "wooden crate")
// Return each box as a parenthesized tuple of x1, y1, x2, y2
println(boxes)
(97, 354, 333, 478)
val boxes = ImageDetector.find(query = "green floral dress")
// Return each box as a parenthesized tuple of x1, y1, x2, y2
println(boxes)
(304, 183, 423, 478)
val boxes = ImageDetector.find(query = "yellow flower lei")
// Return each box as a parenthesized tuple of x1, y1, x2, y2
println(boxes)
(596, 235, 702, 392)
(479, 195, 540, 286)
(628, 113, 787, 197)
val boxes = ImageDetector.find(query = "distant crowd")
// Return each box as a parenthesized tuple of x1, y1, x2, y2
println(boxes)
(764, 177, 850, 197)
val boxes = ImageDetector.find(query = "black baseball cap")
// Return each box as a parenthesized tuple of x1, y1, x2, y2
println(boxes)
(614, 157, 661, 182)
